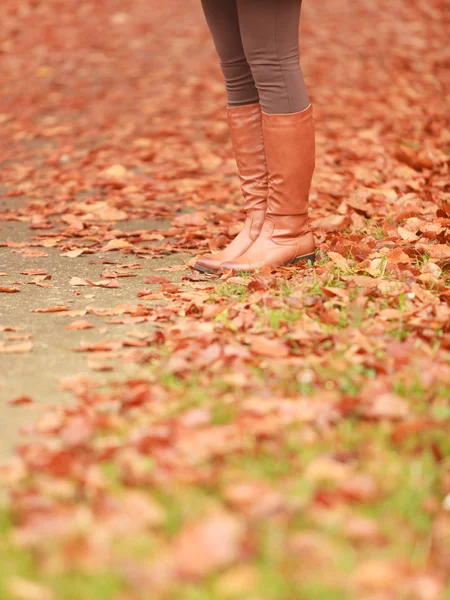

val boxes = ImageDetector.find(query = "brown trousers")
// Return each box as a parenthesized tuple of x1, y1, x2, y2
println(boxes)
(200, 0, 309, 114)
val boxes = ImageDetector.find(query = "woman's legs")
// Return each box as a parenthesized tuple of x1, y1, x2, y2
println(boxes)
(197, 0, 315, 273)
(237, 0, 309, 114)
(220, 1, 316, 272)
(200, 0, 258, 107)
(201, 0, 309, 114)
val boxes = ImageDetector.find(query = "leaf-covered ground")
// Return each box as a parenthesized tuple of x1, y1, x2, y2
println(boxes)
(1, 0, 450, 599)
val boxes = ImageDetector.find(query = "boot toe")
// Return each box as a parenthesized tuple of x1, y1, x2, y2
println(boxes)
(194, 255, 222, 273)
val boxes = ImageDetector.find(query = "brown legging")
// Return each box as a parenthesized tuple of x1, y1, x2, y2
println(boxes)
(200, 0, 309, 114)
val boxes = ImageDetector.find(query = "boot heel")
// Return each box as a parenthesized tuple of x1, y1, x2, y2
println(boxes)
(283, 252, 316, 266)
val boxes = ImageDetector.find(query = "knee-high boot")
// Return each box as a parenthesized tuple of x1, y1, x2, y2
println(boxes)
(194, 103, 268, 273)
(219, 105, 316, 273)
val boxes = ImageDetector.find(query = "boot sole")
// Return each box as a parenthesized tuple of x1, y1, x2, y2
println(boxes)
(282, 252, 316, 266)
(222, 251, 316, 275)
(193, 263, 220, 275)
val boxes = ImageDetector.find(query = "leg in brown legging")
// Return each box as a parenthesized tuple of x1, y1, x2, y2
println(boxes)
(200, 0, 309, 114)
(238, 0, 309, 114)
(200, 0, 259, 107)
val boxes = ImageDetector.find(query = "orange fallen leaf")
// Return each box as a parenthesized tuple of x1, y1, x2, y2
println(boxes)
(304, 457, 351, 483)
(30, 306, 69, 313)
(365, 258, 386, 277)
(361, 393, 409, 421)
(410, 282, 440, 305)
(69, 277, 90, 286)
(0, 341, 33, 353)
(327, 251, 351, 271)
(249, 336, 289, 358)
(92, 279, 120, 288)
(100, 164, 130, 182)
(144, 275, 170, 284)
(418, 244, 450, 259)
(95, 206, 128, 221)
(397, 226, 419, 242)
(322, 287, 348, 298)
(20, 269, 48, 276)
(312, 214, 350, 232)
(339, 474, 378, 502)
(386, 248, 410, 264)
(101, 238, 131, 252)
(7, 577, 54, 600)
(247, 276, 269, 292)
(5, 333, 32, 341)
(343, 516, 383, 544)
(65, 320, 95, 330)
(173, 512, 244, 579)
(8, 395, 33, 406)
(155, 265, 189, 272)
(61, 248, 91, 258)
(352, 559, 403, 592)
(223, 480, 283, 518)
(173, 212, 207, 227)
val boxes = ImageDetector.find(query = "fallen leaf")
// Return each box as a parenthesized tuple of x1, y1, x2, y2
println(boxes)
(327, 251, 351, 271)
(0, 341, 33, 354)
(69, 277, 90, 286)
(386, 248, 410, 264)
(8, 396, 33, 406)
(353, 559, 403, 592)
(101, 238, 132, 252)
(30, 306, 69, 313)
(249, 336, 289, 358)
(7, 578, 54, 600)
(173, 512, 244, 579)
(65, 320, 95, 330)
(365, 258, 386, 277)
(361, 393, 409, 421)
(397, 226, 419, 242)
(61, 248, 91, 258)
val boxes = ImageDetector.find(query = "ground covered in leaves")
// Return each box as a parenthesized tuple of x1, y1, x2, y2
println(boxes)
(1, 0, 450, 599)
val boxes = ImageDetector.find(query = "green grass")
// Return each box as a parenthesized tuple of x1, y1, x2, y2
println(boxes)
(0, 512, 124, 600)
(211, 282, 250, 301)
(49, 573, 124, 600)
(0, 515, 37, 600)
(371, 225, 386, 240)
(255, 306, 303, 329)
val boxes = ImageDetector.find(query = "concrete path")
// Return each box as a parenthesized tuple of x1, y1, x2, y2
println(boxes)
(1, 193, 191, 457)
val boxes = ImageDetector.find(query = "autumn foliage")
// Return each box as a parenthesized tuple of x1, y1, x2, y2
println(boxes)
(0, 0, 450, 599)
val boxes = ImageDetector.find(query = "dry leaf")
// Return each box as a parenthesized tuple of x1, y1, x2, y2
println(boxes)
(362, 393, 409, 421)
(249, 336, 289, 358)
(173, 512, 244, 579)
(327, 251, 351, 271)
(0, 341, 33, 354)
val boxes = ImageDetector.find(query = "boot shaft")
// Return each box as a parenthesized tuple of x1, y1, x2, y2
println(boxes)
(261, 105, 315, 218)
(227, 103, 268, 218)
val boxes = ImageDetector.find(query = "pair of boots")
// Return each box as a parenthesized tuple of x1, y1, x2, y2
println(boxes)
(194, 102, 316, 274)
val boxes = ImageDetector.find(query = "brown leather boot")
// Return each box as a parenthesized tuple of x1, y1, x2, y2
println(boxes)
(194, 103, 268, 273)
(219, 105, 316, 274)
